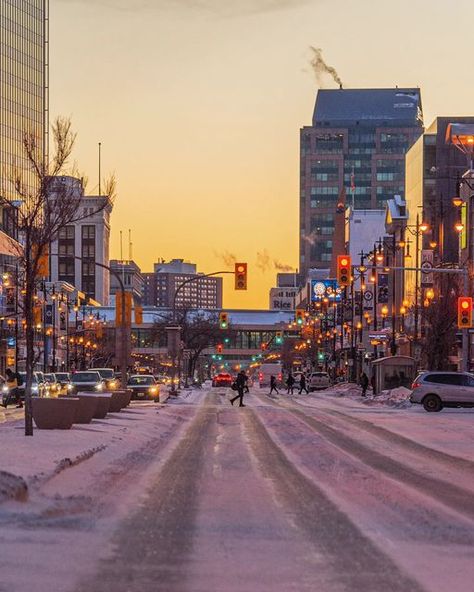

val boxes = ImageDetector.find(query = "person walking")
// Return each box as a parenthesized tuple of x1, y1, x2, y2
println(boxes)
(230, 370, 247, 407)
(5, 368, 22, 408)
(243, 372, 250, 394)
(269, 375, 279, 396)
(299, 373, 309, 395)
(286, 372, 295, 395)
(360, 371, 369, 397)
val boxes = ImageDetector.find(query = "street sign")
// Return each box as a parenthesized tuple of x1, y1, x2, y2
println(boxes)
(421, 250, 434, 285)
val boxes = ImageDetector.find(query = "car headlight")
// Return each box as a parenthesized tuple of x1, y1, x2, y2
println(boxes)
(149, 387, 158, 394)
(2, 385, 8, 393)
(95, 383, 103, 391)
(67, 384, 73, 391)
(32, 385, 38, 393)
(109, 380, 117, 389)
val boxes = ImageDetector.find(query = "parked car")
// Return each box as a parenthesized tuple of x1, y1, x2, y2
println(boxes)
(91, 368, 119, 390)
(44, 373, 62, 397)
(308, 371, 331, 391)
(410, 371, 474, 412)
(212, 373, 233, 388)
(54, 372, 73, 395)
(5, 372, 46, 404)
(127, 375, 159, 401)
(70, 371, 105, 393)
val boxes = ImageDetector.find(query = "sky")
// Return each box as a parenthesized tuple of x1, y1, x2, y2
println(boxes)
(50, 0, 474, 309)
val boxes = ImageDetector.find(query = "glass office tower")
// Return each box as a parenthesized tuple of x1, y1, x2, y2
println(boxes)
(0, 0, 48, 231)
(300, 88, 423, 274)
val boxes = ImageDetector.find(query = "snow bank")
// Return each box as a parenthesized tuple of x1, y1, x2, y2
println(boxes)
(324, 383, 413, 408)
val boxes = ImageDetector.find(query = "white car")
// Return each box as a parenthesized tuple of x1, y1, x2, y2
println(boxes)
(308, 372, 330, 391)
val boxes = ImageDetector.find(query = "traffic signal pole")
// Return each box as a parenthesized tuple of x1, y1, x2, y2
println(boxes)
(368, 264, 469, 370)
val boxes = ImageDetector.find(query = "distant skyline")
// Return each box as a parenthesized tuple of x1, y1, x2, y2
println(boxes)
(50, 0, 474, 308)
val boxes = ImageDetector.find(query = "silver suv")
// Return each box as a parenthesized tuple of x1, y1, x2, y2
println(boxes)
(410, 371, 474, 412)
(308, 372, 330, 391)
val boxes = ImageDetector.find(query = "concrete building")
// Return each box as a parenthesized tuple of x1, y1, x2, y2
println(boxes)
(348, 208, 386, 287)
(49, 176, 113, 305)
(300, 88, 423, 275)
(110, 260, 144, 305)
(269, 273, 299, 311)
(143, 259, 223, 309)
(404, 117, 474, 303)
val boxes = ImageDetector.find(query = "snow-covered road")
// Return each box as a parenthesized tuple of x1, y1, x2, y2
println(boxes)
(1, 386, 473, 592)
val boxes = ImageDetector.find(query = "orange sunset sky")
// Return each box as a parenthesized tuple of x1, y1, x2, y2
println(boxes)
(50, 0, 474, 308)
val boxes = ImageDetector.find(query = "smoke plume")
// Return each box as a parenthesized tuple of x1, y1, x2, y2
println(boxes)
(309, 47, 343, 88)
(301, 231, 317, 246)
(256, 250, 272, 273)
(274, 260, 294, 272)
(214, 250, 237, 268)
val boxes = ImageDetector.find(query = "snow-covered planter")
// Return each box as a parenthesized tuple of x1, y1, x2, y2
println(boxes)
(74, 395, 99, 424)
(32, 397, 79, 430)
(108, 391, 124, 413)
(77, 393, 111, 419)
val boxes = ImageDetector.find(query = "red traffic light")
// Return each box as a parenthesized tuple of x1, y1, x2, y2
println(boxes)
(337, 255, 351, 287)
(458, 297, 473, 328)
(234, 262, 248, 290)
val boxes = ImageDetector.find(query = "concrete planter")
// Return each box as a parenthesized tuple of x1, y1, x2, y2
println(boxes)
(78, 392, 111, 419)
(116, 390, 132, 409)
(74, 395, 99, 424)
(108, 391, 124, 413)
(32, 397, 79, 430)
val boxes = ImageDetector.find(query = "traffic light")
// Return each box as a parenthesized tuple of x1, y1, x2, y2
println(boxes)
(275, 331, 283, 345)
(317, 351, 325, 361)
(261, 342, 267, 351)
(458, 296, 473, 328)
(295, 309, 305, 325)
(219, 312, 229, 329)
(216, 343, 223, 354)
(234, 263, 248, 290)
(337, 255, 351, 287)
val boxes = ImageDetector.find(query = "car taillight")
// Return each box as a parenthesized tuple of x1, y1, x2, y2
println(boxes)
(278, 373, 282, 381)
(259, 373, 263, 381)
(411, 382, 421, 389)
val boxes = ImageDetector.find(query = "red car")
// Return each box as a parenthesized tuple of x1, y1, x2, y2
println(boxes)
(212, 373, 233, 388)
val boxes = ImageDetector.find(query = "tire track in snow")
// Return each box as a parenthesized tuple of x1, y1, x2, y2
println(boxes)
(260, 395, 474, 522)
(292, 398, 474, 474)
(243, 408, 426, 592)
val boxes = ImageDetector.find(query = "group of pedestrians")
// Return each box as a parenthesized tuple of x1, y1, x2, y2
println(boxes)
(269, 371, 309, 396)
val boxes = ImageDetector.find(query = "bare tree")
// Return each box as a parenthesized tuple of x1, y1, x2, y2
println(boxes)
(1, 117, 115, 435)
(152, 309, 229, 382)
(421, 274, 460, 370)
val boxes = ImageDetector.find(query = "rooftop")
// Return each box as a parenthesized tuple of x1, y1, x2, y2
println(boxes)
(313, 88, 423, 127)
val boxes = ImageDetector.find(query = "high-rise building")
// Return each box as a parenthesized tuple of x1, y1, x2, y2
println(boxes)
(49, 176, 113, 305)
(404, 117, 474, 302)
(300, 88, 423, 275)
(0, 0, 49, 236)
(143, 259, 223, 309)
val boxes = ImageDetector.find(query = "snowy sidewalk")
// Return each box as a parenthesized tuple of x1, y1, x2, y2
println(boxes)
(0, 401, 182, 502)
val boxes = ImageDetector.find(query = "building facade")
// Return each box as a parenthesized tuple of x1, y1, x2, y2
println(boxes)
(49, 176, 113, 305)
(0, 0, 48, 232)
(110, 259, 144, 305)
(300, 88, 423, 274)
(143, 259, 223, 309)
(404, 117, 474, 303)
